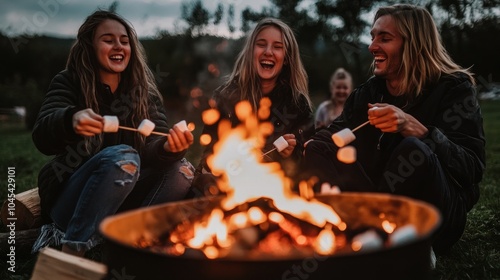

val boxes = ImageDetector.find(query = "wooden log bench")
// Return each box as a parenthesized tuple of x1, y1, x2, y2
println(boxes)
(31, 247, 107, 280)
(1, 188, 43, 255)
(1, 188, 109, 279)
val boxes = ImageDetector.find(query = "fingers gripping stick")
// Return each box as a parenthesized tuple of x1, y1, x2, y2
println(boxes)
(262, 136, 289, 157)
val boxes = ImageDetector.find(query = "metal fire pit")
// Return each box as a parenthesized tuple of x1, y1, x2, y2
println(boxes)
(100, 193, 440, 280)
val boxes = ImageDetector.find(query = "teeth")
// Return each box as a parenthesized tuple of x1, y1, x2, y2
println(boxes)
(261, 60, 274, 66)
(110, 55, 123, 60)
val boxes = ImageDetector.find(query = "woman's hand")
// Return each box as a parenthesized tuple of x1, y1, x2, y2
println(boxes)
(368, 103, 428, 138)
(163, 125, 194, 153)
(278, 134, 296, 158)
(72, 108, 103, 136)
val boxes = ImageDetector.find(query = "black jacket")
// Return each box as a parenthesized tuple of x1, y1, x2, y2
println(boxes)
(314, 73, 486, 211)
(32, 69, 185, 220)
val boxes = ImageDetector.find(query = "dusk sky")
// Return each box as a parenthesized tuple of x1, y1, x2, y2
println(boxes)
(0, 0, 277, 39)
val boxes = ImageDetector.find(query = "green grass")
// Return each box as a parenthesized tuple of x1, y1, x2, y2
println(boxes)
(1, 101, 499, 279)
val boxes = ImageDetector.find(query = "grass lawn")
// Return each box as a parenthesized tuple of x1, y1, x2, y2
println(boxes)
(1, 101, 499, 279)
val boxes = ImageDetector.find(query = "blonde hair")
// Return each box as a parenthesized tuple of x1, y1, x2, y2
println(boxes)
(221, 17, 312, 110)
(373, 4, 474, 96)
(329, 68, 353, 88)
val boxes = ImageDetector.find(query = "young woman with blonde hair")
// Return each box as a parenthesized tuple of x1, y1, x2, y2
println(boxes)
(190, 18, 313, 196)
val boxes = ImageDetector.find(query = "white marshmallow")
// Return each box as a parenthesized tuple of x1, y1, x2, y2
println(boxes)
(273, 136, 289, 152)
(174, 120, 188, 132)
(103, 115, 119, 133)
(337, 146, 357, 164)
(138, 119, 156, 136)
(320, 182, 341, 195)
(352, 230, 383, 252)
(331, 128, 356, 147)
(388, 225, 418, 247)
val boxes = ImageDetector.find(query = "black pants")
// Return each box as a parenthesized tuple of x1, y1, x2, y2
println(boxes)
(303, 136, 467, 253)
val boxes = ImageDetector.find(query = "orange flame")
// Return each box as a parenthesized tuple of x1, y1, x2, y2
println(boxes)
(186, 100, 343, 257)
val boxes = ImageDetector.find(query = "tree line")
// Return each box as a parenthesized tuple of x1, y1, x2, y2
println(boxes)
(1, 0, 499, 129)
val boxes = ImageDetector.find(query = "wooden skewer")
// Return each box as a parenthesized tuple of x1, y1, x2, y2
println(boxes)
(352, 120, 370, 132)
(118, 125, 170, 137)
(261, 147, 277, 158)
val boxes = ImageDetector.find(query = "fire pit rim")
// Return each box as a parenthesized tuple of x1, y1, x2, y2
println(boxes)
(100, 192, 441, 261)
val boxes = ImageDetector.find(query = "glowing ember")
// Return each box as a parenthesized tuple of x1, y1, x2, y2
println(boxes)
(200, 134, 212, 146)
(202, 108, 220, 125)
(382, 220, 397, 234)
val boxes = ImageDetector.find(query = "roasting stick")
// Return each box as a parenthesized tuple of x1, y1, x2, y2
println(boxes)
(117, 125, 170, 137)
(352, 120, 370, 132)
(103, 116, 175, 137)
(261, 136, 289, 158)
(261, 148, 276, 158)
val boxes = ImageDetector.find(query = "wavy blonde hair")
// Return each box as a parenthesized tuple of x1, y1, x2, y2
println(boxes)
(222, 17, 312, 110)
(373, 4, 474, 97)
(66, 10, 161, 150)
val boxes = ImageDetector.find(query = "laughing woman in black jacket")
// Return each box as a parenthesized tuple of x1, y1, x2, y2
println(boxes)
(31, 10, 195, 257)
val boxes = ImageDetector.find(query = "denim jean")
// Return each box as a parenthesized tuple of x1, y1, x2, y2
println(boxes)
(49, 144, 140, 251)
(35, 144, 195, 252)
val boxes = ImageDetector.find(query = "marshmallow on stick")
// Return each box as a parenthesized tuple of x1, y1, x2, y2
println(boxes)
(331, 120, 371, 147)
(136, 119, 170, 137)
(273, 136, 289, 152)
(174, 120, 188, 132)
(261, 136, 289, 157)
(103, 115, 119, 132)
(332, 128, 356, 148)
(138, 119, 156, 136)
(102, 116, 170, 137)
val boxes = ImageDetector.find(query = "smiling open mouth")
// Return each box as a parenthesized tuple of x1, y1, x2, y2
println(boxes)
(260, 60, 274, 69)
(110, 55, 124, 61)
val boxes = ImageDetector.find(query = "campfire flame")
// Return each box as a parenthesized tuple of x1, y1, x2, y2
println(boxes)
(173, 100, 346, 258)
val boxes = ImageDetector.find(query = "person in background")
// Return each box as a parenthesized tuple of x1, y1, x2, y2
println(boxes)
(303, 4, 485, 254)
(189, 17, 313, 197)
(31, 10, 195, 257)
(315, 67, 353, 129)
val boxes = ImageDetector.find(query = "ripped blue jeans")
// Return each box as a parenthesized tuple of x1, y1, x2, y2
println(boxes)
(45, 144, 194, 252)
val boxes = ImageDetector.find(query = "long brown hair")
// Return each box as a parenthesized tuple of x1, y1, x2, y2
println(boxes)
(221, 17, 312, 110)
(373, 4, 474, 96)
(66, 10, 160, 150)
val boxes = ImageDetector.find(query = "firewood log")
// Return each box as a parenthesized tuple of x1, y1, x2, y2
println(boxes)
(1, 188, 42, 230)
(31, 247, 107, 280)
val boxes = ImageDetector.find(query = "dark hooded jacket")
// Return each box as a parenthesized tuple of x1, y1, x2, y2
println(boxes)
(313, 73, 486, 211)
(32, 69, 186, 221)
